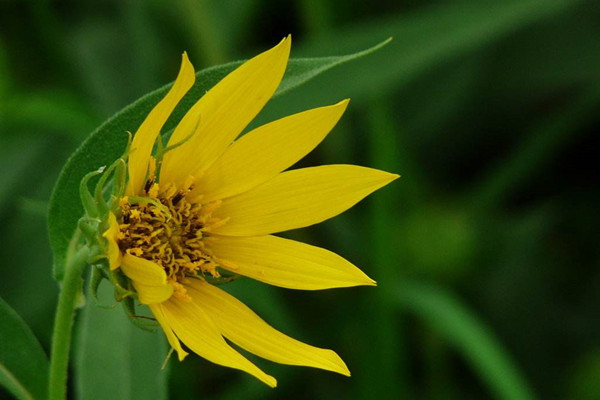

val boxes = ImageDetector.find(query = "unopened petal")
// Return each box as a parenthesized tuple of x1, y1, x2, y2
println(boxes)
(121, 253, 168, 286)
(160, 36, 291, 187)
(204, 235, 375, 290)
(132, 281, 174, 304)
(209, 165, 399, 236)
(185, 279, 350, 375)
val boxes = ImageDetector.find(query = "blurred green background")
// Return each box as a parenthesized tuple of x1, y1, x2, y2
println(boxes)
(1, 0, 599, 399)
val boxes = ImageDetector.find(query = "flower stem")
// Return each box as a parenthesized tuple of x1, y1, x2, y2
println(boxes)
(48, 245, 91, 400)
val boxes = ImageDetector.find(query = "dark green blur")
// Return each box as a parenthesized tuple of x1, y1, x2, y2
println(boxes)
(1, 0, 599, 399)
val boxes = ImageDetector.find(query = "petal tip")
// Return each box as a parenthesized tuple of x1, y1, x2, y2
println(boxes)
(266, 375, 278, 388)
(335, 98, 351, 111)
(329, 351, 351, 376)
(275, 35, 292, 56)
(352, 268, 377, 287)
(177, 348, 189, 361)
(389, 172, 401, 181)
(380, 172, 401, 186)
(179, 51, 196, 83)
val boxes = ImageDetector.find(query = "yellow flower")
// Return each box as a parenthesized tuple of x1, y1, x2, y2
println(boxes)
(103, 36, 398, 387)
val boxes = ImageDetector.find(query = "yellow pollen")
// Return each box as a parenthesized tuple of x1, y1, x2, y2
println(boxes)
(117, 182, 223, 284)
(169, 279, 191, 301)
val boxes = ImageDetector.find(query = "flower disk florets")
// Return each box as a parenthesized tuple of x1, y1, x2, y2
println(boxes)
(117, 182, 222, 289)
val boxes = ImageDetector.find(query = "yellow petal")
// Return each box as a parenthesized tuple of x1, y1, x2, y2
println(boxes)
(185, 279, 350, 375)
(120, 253, 167, 286)
(162, 296, 277, 387)
(209, 165, 399, 236)
(102, 212, 122, 270)
(148, 303, 188, 361)
(160, 36, 291, 187)
(132, 281, 174, 305)
(204, 235, 375, 290)
(127, 52, 195, 196)
(189, 99, 349, 203)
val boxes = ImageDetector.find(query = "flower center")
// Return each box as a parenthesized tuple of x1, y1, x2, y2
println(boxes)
(116, 183, 221, 284)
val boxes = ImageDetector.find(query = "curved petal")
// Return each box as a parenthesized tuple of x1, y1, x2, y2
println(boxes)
(102, 212, 122, 270)
(185, 279, 350, 375)
(160, 36, 291, 187)
(121, 254, 174, 303)
(208, 165, 399, 236)
(204, 235, 375, 290)
(127, 52, 196, 196)
(132, 281, 174, 305)
(189, 99, 349, 203)
(162, 296, 277, 387)
(148, 303, 188, 361)
(121, 254, 167, 286)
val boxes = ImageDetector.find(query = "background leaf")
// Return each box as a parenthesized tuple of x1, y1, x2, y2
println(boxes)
(47, 39, 389, 282)
(2, 0, 598, 398)
(392, 281, 535, 400)
(74, 283, 168, 400)
(0, 297, 48, 400)
(291, 0, 582, 101)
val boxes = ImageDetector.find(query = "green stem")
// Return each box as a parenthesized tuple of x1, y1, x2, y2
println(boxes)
(362, 99, 410, 399)
(48, 245, 91, 400)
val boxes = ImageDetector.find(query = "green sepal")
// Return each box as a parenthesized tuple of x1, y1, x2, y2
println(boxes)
(89, 265, 118, 309)
(121, 297, 157, 332)
(108, 268, 135, 300)
(94, 156, 127, 215)
(89, 266, 103, 301)
(77, 216, 101, 245)
(74, 273, 87, 310)
(109, 269, 158, 332)
(110, 158, 127, 202)
(80, 168, 104, 218)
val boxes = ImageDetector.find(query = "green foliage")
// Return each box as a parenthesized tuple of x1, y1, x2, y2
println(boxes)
(1, 0, 599, 399)
(0, 297, 48, 400)
(393, 281, 535, 400)
(47, 39, 390, 282)
(74, 284, 167, 400)
(290, 0, 584, 102)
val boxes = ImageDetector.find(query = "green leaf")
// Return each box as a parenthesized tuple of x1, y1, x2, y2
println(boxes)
(75, 284, 167, 400)
(391, 281, 536, 400)
(0, 297, 48, 400)
(291, 0, 583, 101)
(47, 39, 388, 281)
(276, 38, 390, 97)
